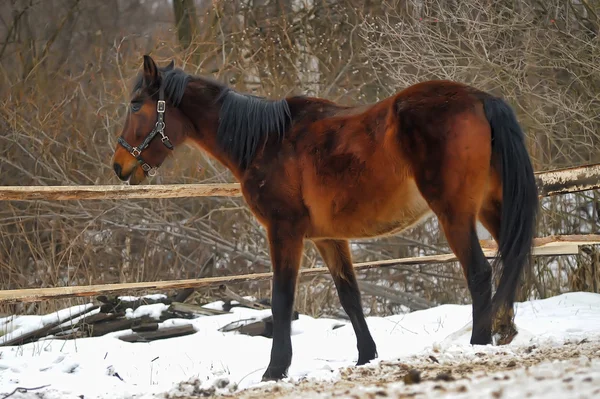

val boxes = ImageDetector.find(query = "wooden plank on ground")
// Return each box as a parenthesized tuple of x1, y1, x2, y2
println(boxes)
(168, 302, 230, 316)
(117, 324, 196, 343)
(217, 284, 270, 310)
(0, 305, 99, 346)
(0, 163, 598, 201)
(1, 235, 597, 304)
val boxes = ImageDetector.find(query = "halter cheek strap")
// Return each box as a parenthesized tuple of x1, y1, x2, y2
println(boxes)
(118, 86, 174, 177)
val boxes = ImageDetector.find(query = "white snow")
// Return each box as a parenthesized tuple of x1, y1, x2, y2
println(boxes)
(0, 304, 96, 346)
(125, 303, 169, 320)
(0, 292, 599, 398)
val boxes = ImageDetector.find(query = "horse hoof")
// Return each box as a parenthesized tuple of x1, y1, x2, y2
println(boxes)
(262, 368, 287, 382)
(494, 326, 518, 346)
(470, 337, 492, 346)
(356, 358, 373, 366)
(470, 333, 492, 346)
(356, 349, 378, 366)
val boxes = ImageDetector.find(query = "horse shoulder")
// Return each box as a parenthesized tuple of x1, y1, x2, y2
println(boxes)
(239, 149, 308, 228)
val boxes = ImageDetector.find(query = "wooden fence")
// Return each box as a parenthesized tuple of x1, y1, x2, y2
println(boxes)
(0, 163, 599, 304)
(0, 163, 599, 201)
(0, 234, 598, 303)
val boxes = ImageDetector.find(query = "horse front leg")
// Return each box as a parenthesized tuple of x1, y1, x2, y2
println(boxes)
(261, 222, 304, 381)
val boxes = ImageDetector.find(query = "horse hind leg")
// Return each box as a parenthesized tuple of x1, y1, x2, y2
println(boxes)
(411, 132, 494, 344)
(438, 209, 493, 345)
(479, 179, 519, 345)
(415, 171, 493, 344)
(314, 239, 378, 365)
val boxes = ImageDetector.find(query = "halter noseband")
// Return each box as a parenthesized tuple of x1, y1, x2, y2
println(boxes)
(117, 86, 174, 177)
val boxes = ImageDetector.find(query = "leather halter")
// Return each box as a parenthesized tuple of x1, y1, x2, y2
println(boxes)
(117, 86, 174, 177)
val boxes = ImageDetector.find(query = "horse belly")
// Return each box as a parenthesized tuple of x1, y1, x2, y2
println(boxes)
(306, 179, 432, 239)
(353, 195, 432, 239)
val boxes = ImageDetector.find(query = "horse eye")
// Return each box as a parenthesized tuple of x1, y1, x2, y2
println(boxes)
(130, 102, 142, 113)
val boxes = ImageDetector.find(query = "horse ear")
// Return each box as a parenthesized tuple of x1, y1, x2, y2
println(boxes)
(165, 60, 175, 71)
(142, 55, 159, 87)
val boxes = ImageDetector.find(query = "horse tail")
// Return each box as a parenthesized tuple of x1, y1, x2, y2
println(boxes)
(482, 96, 539, 315)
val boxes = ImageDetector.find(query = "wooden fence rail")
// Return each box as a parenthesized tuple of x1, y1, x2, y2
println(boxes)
(0, 183, 242, 201)
(0, 163, 598, 304)
(0, 163, 599, 201)
(1, 235, 598, 304)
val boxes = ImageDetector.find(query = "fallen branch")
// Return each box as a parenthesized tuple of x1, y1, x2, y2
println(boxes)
(51, 330, 85, 340)
(218, 311, 300, 338)
(2, 385, 51, 399)
(0, 293, 233, 347)
(97, 294, 173, 313)
(218, 284, 270, 310)
(0, 305, 99, 347)
(117, 324, 196, 343)
(168, 301, 229, 317)
(131, 322, 159, 333)
(47, 310, 116, 336)
(173, 288, 196, 303)
(358, 281, 433, 310)
(84, 316, 143, 337)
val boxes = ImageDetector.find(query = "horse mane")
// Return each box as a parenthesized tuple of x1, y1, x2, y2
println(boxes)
(133, 67, 292, 169)
(132, 66, 193, 107)
(216, 90, 292, 169)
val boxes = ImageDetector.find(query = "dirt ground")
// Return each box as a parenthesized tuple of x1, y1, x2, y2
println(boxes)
(191, 338, 600, 399)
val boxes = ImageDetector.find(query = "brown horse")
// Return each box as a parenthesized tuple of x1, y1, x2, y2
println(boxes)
(112, 55, 538, 381)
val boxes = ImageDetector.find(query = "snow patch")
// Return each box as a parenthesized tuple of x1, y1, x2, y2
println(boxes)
(0, 293, 599, 398)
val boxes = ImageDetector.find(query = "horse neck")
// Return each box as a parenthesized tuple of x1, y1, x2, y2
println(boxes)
(178, 93, 245, 180)
(179, 85, 294, 182)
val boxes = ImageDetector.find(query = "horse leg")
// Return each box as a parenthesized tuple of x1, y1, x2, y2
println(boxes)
(314, 239, 377, 365)
(479, 189, 519, 345)
(437, 213, 493, 345)
(262, 222, 304, 381)
(411, 134, 493, 345)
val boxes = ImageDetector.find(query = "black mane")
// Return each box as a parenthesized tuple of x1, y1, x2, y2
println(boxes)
(216, 90, 291, 169)
(133, 66, 194, 107)
(133, 67, 292, 169)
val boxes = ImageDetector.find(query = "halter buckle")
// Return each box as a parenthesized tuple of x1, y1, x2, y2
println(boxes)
(141, 162, 157, 177)
(157, 100, 166, 113)
(131, 147, 141, 157)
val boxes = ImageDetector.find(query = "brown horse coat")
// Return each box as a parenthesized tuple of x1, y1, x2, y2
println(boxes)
(112, 56, 538, 381)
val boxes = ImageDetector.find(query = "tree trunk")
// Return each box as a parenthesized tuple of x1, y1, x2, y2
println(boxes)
(172, 0, 199, 53)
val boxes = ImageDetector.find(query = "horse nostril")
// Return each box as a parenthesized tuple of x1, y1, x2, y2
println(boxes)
(113, 163, 122, 178)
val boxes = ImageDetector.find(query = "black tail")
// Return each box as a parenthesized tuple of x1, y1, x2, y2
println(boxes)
(482, 96, 539, 315)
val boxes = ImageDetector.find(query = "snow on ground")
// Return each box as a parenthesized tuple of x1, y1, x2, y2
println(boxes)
(235, 339, 600, 399)
(0, 304, 97, 346)
(0, 292, 599, 398)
